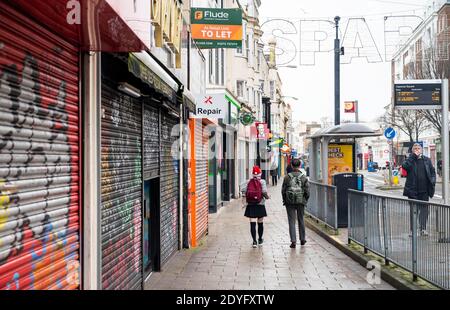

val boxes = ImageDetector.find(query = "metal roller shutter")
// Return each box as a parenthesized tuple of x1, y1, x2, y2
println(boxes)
(0, 3, 80, 290)
(238, 140, 246, 188)
(143, 103, 159, 178)
(101, 83, 142, 290)
(160, 112, 179, 265)
(195, 121, 208, 241)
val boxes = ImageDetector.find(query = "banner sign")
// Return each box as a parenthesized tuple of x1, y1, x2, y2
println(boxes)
(191, 8, 243, 49)
(394, 80, 442, 109)
(192, 94, 227, 119)
(328, 144, 354, 185)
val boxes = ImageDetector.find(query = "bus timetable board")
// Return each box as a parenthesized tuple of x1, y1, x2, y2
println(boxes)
(394, 81, 442, 109)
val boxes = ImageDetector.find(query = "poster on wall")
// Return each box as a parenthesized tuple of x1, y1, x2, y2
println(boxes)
(191, 8, 243, 48)
(328, 144, 355, 185)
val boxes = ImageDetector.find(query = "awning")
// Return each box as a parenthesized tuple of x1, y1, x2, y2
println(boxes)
(128, 52, 178, 102)
(183, 90, 196, 113)
(225, 93, 241, 110)
(8, 0, 147, 52)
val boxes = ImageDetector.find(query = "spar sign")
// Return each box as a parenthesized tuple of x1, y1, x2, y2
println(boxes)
(191, 8, 243, 49)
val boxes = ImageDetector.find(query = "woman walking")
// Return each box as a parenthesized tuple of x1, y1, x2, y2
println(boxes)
(241, 166, 270, 248)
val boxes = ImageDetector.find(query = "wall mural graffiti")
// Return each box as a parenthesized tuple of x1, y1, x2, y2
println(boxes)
(0, 36, 80, 290)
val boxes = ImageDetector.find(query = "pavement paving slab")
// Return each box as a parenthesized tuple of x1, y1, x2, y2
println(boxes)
(145, 182, 395, 290)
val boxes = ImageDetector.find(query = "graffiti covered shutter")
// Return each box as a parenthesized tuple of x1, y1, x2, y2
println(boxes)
(160, 112, 179, 265)
(195, 121, 208, 241)
(0, 3, 80, 290)
(101, 84, 142, 290)
(143, 103, 159, 178)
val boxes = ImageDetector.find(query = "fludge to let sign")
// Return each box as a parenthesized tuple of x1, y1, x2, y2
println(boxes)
(191, 7, 243, 49)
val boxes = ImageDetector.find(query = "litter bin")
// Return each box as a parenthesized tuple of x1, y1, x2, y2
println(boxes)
(332, 173, 364, 228)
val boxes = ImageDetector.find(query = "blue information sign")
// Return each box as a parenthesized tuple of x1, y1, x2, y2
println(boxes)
(384, 127, 396, 140)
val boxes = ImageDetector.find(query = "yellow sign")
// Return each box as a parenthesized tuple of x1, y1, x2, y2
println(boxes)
(328, 144, 354, 185)
(151, 0, 183, 68)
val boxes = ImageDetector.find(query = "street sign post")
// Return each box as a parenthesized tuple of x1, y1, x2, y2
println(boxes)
(394, 80, 442, 110)
(384, 127, 396, 186)
(393, 79, 449, 204)
(384, 127, 396, 140)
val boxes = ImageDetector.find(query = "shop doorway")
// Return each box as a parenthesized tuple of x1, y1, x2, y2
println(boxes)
(144, 178, 161, 278)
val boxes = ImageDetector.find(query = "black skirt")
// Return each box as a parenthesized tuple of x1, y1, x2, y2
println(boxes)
(244, 204, 267, 218)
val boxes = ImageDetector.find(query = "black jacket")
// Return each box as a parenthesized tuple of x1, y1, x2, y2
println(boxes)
(402, 153, 436, 198)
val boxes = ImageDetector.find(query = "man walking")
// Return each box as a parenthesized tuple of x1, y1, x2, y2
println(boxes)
(282, 158, 310, 248)
(402, 143, 436, 236)
(270, 161, 278, 186)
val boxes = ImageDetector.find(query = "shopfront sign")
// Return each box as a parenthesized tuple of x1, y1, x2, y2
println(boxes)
(128, 53, 176, 101)
(192, 94, 227, 119)
(152, 0, 183, 67)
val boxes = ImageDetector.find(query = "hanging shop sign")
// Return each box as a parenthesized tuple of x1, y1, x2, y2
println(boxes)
(251, 123, 270, 140)
(281, 143, 291, 154)
(191, 8, 243, 49)
(193, 94, 227, 119)
(394, 80, 442, 109)
(239, 112, 255, 126)
(328, 144, 355, 185)
(344, 101, 357, 113)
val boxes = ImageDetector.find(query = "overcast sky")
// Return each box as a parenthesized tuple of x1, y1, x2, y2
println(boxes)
(259, 0, 431, 124)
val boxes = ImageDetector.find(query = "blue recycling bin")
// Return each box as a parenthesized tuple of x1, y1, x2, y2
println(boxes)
(368, 161, 376, 172)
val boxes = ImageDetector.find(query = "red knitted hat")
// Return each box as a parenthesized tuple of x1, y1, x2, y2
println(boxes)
(252, 166, 262, 176)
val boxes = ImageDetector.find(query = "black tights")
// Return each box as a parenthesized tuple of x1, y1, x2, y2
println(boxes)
(250, 221, 264, 242)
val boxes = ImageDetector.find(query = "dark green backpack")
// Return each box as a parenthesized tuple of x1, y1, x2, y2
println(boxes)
(286, 172, 306, 205)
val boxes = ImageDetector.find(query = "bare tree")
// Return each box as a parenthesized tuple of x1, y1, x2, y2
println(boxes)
(409, 35, 450, 134)
(380, 106, 430, 142)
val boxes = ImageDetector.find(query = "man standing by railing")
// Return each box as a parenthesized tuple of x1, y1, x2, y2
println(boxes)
(402, 143, 436, 236)
(282, 158, 310, 248)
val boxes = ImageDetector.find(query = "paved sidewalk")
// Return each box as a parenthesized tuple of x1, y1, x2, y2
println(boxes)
(145, 182, 395, 290)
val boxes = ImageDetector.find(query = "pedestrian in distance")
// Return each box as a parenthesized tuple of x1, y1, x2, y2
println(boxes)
(282, 158, 310, 248)
(437, 159, 442, 177)
(402, 143, 436, 236)
(286, 162, 293, 174)
(270, 162, 278, 186)
(241, 166, 270, 248)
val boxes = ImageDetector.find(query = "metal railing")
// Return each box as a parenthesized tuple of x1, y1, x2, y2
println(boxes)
(348, 190, 450, 290)
(306, 181, 338, 230)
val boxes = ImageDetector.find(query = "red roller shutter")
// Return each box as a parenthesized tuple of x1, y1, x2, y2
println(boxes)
(0, 3, 80, 290)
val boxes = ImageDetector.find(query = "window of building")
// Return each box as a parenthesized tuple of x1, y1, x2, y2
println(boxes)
(237, 81, 245, 98)
(270, 81, 275, 100)
(209, 50, 214, 84)
(237, 21, 247, 55)
(257, 49, 262, 71)
(215, 48, 220, 85)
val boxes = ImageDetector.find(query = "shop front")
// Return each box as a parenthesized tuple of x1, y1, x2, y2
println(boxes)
(0, 2, 81, 290)
(100, 52, 182, 289)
